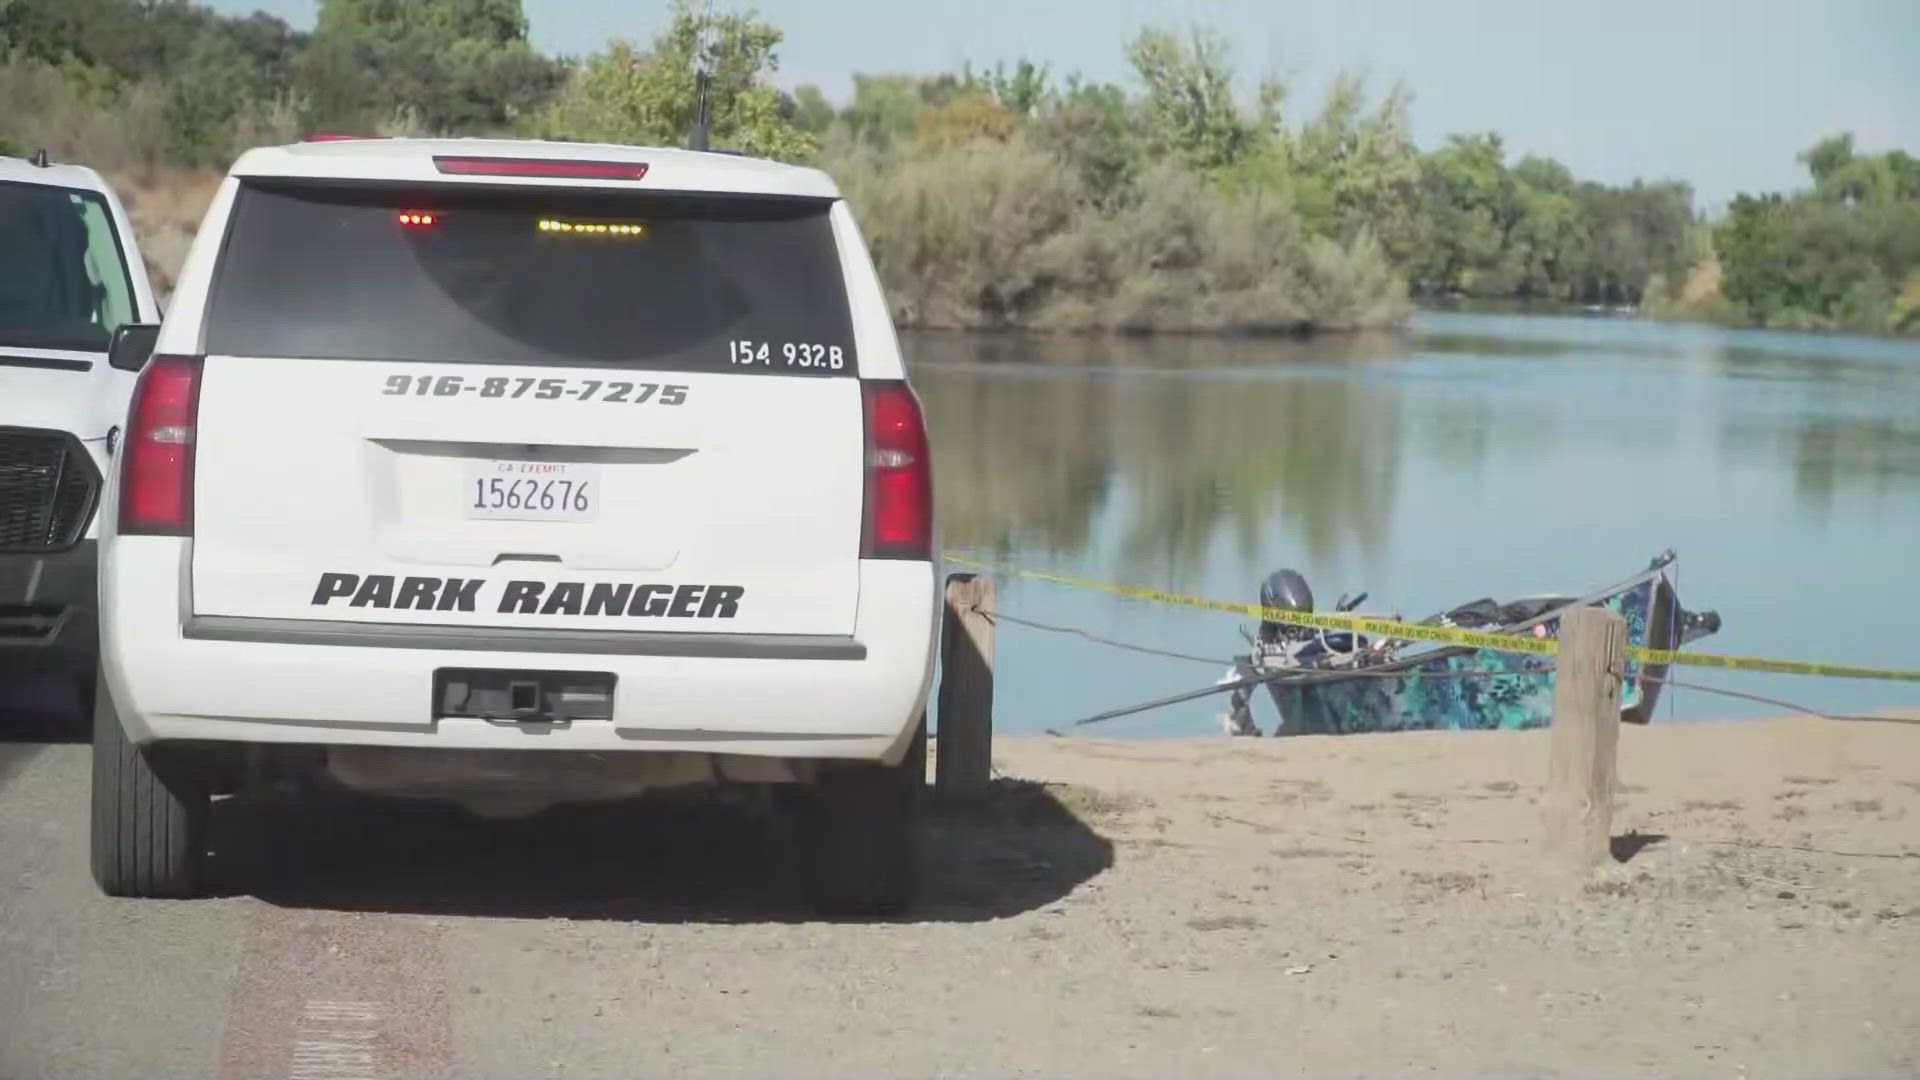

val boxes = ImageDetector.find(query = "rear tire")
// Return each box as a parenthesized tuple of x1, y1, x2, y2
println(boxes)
(90, 675, 208, 898)
(804, 716, 925, 918)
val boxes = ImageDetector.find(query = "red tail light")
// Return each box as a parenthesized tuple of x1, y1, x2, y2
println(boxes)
(119, 355, 202, 536)
(861, 381, 933, 560)
(432, 156, 651, 181)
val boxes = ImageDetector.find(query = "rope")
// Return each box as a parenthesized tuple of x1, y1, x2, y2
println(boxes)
(1640, 674, 1920, 725)
(977, 608, 1225, 666)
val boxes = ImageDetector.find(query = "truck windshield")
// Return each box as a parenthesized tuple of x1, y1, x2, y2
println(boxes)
(0, 180, 139, 353)
(204, 181, 859, 375)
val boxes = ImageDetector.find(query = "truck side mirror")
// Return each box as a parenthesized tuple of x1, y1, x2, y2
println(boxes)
(107, 323, 161, 372)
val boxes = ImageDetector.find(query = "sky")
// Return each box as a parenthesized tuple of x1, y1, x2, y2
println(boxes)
(209, 0, 1920, 209)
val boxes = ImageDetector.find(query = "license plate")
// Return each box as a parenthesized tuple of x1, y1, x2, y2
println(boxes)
(465, 460, 601, 522)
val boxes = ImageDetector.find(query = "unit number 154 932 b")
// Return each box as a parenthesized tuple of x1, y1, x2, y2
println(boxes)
(727, 340, 845, 370)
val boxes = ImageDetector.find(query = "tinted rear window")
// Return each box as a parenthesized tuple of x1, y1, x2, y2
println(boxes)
(205, 182, 857, 374)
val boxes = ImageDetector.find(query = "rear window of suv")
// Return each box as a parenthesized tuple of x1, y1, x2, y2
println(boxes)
(204, 181, 858, 375)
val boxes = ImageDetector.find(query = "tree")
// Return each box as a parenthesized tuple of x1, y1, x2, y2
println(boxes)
(300, 0, 562, 131)
(840, 74, 930, 149)
(1507, 157, 1586, 298)
(1715, 133, 1920, 332)
(789, 83, 834, 135)
(1413, 132, 1515, 294)
(1029, 76, 1142, 202)
(536, 0, 814, 161)
(984, 58, 1050, 118)
(1123, 26, 1261, 171)
(1292, 74, 1424, 265)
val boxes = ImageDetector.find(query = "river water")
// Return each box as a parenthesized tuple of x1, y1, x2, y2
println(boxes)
(911, 310, 1920, 736)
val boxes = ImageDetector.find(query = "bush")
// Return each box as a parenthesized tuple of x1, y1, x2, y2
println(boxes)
(0, 54, 169, 171)
(825, 138, 1409, 333)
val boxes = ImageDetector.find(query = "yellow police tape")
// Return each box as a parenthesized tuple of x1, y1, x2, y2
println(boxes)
(941, 555, 1920, 684)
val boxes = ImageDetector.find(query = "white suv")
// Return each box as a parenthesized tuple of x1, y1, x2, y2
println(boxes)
(94, 138, 939, 915)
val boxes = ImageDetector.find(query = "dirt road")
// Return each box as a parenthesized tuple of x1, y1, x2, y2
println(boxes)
(2, 710, 1916, 1079)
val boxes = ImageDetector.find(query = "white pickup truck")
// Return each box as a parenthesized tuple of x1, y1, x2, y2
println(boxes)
(1, 152, 162, 718)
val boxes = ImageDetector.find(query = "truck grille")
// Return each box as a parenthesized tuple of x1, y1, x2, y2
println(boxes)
(0, 428, 101, 552)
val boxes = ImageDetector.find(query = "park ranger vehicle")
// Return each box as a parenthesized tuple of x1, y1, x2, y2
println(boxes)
(93, 137, 939, 915)
(1, 151, 161, 722)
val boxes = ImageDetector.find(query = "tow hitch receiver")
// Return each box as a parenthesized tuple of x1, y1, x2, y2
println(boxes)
(434, 668, 615, 725)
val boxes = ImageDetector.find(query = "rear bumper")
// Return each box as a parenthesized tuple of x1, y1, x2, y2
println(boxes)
(100, 539, 939, 764)
(0, 541, 98, 675)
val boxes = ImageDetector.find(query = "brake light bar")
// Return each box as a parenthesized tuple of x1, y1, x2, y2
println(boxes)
(120, 355, 203, 536)
(432, 156, 651, 181)
(860, 381, 933, 560)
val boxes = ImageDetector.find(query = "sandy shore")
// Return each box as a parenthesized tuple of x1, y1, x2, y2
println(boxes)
(949, 714, 1920, 1077)
(2, 711, 1916, 1078)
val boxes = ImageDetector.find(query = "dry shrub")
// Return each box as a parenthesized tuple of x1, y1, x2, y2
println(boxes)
(831, 134, 1084, 329)
(108, 169, 226, 305)
(0, 58, 170, 172)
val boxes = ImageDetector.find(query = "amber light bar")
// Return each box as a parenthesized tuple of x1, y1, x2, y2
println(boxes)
(537, 219, 647, 237)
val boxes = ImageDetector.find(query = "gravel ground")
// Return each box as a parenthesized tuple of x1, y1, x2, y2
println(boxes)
(1, 710, 1916, 1079)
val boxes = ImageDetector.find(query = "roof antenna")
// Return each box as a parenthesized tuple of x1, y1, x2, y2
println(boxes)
(30, 148, 49, 168)
(689, 68, 711, 152)
(687, 0, 713, 152)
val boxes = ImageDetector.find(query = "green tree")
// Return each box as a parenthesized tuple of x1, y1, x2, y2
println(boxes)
(1413, 132, 1516, 294)
(1292, 74, 1424, 264)
(840, 75, 924, 148)
(536, 0, 814, 161)
(789, 83, 834, 135)
(1029, 76, 1142, 201)
(1716, 133, 1920, 332)
(1123, 26, 1263, 171)
(300, 0, 562, 132)
(1506, 157, 1587, 298)
(984, 58, 1051, 118)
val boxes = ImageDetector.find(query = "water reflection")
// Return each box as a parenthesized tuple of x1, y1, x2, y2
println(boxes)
(1718, 416, 1920, 513)
(908, 331, 1409, 582)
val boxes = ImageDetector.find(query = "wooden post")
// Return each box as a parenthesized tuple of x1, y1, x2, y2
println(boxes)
(1542, 606, 1626, 875)
(936, 573, 995, 799)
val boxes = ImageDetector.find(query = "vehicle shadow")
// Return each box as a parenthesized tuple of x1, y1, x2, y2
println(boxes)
(214, 775, 1114, 925)
(0, 675, 91, 745)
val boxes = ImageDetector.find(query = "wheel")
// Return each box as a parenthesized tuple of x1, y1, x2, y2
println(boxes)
(803, 716, 925, 918)
(90, 674, 208, 898)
